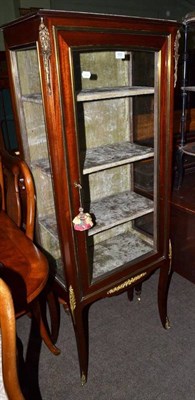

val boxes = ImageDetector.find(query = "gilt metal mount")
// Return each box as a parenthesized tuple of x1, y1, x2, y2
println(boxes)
(69, 285, 76, 323)
(39, 18, 52, 93)
(174, 30, 181, 88)
(107, 272, 147, 295)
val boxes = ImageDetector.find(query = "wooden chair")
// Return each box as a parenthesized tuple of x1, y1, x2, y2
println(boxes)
(0, 148, 60, 355)
(0, 278, 24, 400)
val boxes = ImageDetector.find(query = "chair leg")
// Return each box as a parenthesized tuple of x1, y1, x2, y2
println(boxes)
(46, 290, 60, 344)
(30, 300, 61, 356)
(0, 279, 24, 400)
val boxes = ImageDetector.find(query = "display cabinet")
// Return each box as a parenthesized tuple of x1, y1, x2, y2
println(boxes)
(1, 10, 180, 383)
(176, 12, 195, 187)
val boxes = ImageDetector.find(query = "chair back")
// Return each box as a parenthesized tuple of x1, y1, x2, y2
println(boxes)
(0, 277, 24, 400)
(0, 149, 35, 240)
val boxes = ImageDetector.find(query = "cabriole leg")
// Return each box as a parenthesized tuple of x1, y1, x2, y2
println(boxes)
(158, 262, 171, 330)
(72, 305, 89, 385)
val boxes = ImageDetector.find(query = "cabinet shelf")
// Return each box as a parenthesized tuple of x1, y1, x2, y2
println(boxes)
(89, 190, 153, 236)
(83, 142, 154, 174)
(39, 215, 64, 280)
(90, 228, 153, 279)
(39, 214, 58, 239)
(182, 142, 195, 156)
(31, 159, 55, 217)
(32, 158, 51, 175)
(181, 86, 195, 92)
(21, 93, 42, 103)
(77, 86, 154, 102)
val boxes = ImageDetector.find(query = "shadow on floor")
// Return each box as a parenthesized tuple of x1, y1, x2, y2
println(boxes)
(17, 318, 43, 400)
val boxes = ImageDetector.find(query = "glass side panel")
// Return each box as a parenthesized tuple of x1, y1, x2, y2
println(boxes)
(12, 48, 64, 283)
(72, 48, 157, 282)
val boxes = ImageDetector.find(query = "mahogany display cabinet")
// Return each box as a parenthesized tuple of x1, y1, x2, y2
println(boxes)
(1, 10, 180, 383)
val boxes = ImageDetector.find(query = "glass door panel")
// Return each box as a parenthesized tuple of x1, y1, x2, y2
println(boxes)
(72, 48, 158, 282)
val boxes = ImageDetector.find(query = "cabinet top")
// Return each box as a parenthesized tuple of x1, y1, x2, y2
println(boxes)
(183, 12, 195, 26)
(1, 8, 180, 31)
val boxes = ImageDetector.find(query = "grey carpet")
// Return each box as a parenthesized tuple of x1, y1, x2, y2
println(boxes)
(16, 271, 195, 400)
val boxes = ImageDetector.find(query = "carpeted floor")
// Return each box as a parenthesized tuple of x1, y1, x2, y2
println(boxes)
(16, 271, 195, 400)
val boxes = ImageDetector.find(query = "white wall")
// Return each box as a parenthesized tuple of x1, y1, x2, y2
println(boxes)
(50, 0, 194, 20)
(0, 0, 19, 50)
(19, 0, 50, 9)
(0, 0, 50, 50)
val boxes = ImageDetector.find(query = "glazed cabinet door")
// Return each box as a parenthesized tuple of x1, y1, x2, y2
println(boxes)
(56, 28, 173, 292)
